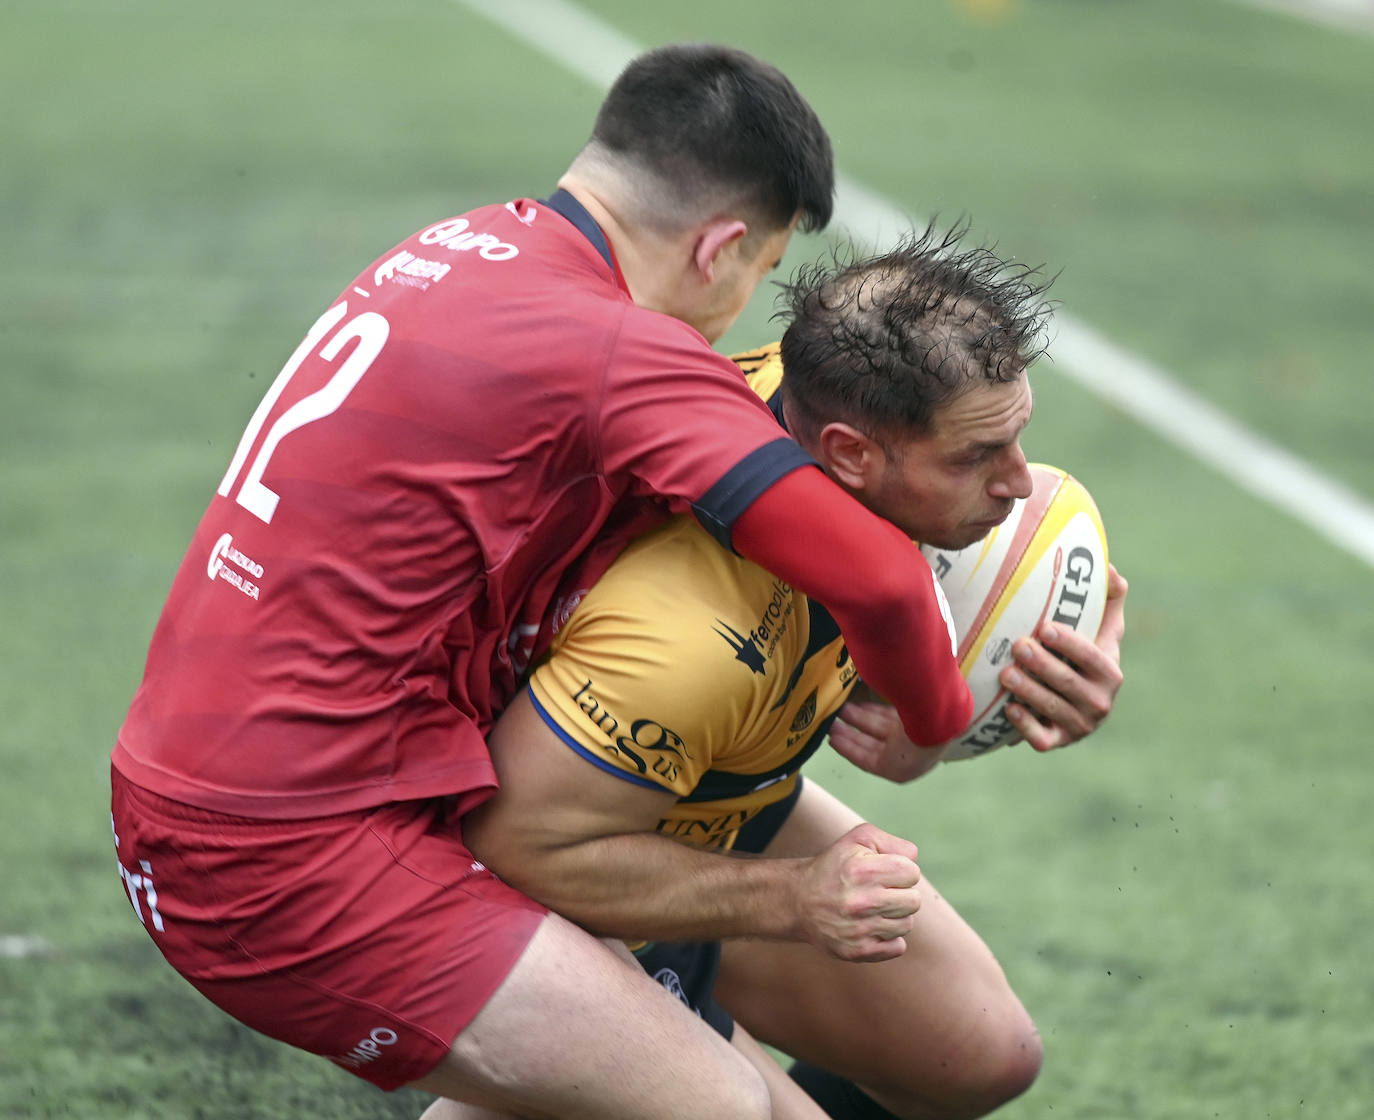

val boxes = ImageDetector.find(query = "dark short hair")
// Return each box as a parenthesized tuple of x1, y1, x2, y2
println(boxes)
(777, 222, 1055, 444)
(590, 43, 833, 234)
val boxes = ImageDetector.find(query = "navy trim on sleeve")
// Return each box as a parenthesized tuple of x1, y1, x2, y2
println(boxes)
(540, 188, 615, 272)
(526, 686, 667, 791)
(691, 437, 817, 553)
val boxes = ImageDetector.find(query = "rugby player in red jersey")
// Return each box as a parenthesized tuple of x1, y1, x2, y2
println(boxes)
(111, 44, 981, 1119)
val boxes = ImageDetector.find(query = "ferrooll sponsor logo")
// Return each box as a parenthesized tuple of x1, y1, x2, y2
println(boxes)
(332, 1027, 400, 1069)
(713, 578, 794, 676)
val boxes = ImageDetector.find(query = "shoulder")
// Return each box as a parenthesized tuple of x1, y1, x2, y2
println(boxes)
(562, 519, 768, 657)
(547, 516, 803, 721)
(599, 314, 778, 436)
(530, 518, 787, 756)
(381, 201, 627, 310)
(373, 203, 638, 385)
(614, 305, 740, 370)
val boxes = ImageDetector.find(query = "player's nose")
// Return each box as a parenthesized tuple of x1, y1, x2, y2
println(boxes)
(990, 444, 1033, 500)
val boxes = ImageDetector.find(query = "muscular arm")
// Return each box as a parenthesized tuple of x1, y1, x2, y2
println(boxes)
(733, 467, 973, 748)
(462, 691, 921, 962)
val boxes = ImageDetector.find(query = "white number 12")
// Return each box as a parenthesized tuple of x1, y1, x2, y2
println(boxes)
(217, 303, 389, 524)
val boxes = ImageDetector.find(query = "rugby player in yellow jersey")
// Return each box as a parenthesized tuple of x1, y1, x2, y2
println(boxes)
(456, 227, 1128, 1120)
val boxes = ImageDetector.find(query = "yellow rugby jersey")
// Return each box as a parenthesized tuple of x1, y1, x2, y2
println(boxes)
(528, 517, 857, 850)
(732, 341, 785, 403)
(528, 343, 853, 851)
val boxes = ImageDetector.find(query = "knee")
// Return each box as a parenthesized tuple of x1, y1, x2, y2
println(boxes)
(955, 1017, 1044, 1119)
(725, 1062, 773, 1120)
(879, 1009, 1044, 1120)
(940, 1010, 1043, 1120)
(688, 1041, 771, 1120)
(966, 1014, 1043, 1114)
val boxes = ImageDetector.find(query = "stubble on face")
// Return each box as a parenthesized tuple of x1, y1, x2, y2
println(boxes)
(872, 376, 1034, 550)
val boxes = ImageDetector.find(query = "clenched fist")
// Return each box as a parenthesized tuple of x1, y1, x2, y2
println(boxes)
(795, 822, 922, 962)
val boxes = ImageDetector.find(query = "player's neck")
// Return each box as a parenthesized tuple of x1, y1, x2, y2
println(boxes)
(555, 173, 696, 323)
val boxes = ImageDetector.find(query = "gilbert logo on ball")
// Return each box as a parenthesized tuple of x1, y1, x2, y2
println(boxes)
(920, 464, 1109, 761)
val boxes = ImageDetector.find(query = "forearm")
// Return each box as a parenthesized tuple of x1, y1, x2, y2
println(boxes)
(472, 826, 809, 943)
(471, 692, 923, 962)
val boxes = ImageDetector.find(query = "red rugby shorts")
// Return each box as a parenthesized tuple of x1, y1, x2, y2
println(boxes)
(110, 764, 546, 1090)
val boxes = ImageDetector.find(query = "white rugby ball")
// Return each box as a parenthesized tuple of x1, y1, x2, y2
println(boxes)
(920, 464, 1109, 762)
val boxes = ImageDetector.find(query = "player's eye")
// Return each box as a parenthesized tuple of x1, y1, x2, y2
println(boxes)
(955, 446, 997, 467)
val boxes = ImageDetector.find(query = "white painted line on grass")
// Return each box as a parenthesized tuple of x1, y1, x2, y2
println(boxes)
(452, 0, 1374, 569)
(1223, 0, 1374, 36)
(1051, 323, 1374, 569)
(0, 934, 54, 959)
(453, 0, 642, 87)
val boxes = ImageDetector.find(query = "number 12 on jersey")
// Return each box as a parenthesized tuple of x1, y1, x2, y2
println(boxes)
(216, 302, 390, 524)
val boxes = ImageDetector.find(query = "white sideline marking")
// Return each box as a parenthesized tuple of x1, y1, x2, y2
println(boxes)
(453, 0, 641, 86)
(452, 0, 1374, 569)
(1223, 0, 1374, 36)
(0, 934, 54, 959)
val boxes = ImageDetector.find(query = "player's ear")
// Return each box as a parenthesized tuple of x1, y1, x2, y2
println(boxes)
(692, 219, 749, 282)
(816, 422, 882, 491)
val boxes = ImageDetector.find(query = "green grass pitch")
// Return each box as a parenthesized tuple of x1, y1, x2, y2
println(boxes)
(2, 1, 1371, 1116)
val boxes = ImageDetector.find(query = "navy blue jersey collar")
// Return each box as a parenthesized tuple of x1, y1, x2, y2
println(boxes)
(766, 388, 787, 430)
(541, 188, 615, 272)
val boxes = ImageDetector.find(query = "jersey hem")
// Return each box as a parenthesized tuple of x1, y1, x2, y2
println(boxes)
(110, 742, 498, 820)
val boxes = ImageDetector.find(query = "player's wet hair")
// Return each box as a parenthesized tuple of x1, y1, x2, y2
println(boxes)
(582, 43, 833, 236)
(777, 221, 1055, 446)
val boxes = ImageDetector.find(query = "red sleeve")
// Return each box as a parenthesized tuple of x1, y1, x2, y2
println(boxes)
(732, 468, 974, 748)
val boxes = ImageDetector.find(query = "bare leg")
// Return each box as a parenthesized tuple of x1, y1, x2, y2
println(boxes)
(407, 911, 771, 1120)
(732, 1023, 829, 1120)
(415, 1027, 815, 1120)
(716, 781, 1041, 1120)
(417, 1101, 511, 1120)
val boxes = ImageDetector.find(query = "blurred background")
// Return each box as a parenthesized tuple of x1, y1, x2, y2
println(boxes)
(3, 1, 1371, 1116)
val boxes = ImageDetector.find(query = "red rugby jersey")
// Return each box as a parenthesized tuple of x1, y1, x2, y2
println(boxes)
(112, 194, 813, 818)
